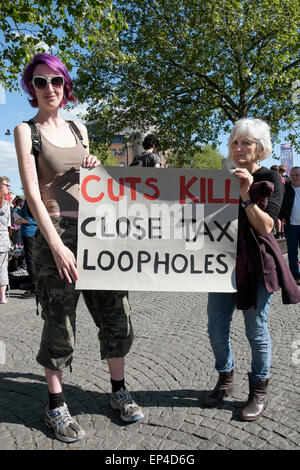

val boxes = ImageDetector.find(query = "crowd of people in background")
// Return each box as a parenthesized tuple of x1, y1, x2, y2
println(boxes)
(0, 178, 37, 302)
(0, 176, 11, 303)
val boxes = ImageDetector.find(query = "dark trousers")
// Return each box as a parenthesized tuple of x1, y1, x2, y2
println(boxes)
(22, 235, 36, 290)
(284, 224, 300, 280)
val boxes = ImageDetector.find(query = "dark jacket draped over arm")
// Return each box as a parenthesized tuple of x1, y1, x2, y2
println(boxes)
(236, 181, 300, 310)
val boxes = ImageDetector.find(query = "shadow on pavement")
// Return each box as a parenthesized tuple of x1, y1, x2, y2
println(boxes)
(0, 371, 245, 442)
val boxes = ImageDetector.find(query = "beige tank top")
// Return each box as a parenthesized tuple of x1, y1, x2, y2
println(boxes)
(36, 123, 87, 214)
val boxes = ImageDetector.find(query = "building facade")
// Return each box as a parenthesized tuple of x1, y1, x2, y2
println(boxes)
(86, 121, 169, 166)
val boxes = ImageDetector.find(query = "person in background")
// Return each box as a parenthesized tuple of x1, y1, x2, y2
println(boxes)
(279, 166, 300, 285)
(279, 165, 290, 184)
(0, 177, 12, 304)
(9, 197, 29, 278)
(11, 196, 24, 249)
(5, 191, 14, 207)
(204, 118, 300, 422)
(4, 190, 14, 244)
(270, 165, 285, 239)
(20, 199, 38, 297)
(130, 134, 161, 167)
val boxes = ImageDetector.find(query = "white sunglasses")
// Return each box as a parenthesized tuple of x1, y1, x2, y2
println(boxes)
(32, 75, 65, 89)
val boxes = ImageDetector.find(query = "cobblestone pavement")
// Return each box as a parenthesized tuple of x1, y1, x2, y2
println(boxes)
(0, 287, 299, 451)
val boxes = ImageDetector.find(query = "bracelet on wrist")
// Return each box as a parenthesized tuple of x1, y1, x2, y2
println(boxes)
(241, 200, 254, 209)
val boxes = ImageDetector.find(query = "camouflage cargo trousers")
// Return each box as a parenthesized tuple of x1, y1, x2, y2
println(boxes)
(34, 217, 134, 371)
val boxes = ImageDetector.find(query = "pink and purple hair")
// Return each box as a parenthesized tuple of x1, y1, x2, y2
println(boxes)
(21, 53, 77, 108)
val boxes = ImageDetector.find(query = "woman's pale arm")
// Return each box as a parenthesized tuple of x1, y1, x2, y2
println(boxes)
(242, 203, 274, 236)
(14, 123, 79, 283)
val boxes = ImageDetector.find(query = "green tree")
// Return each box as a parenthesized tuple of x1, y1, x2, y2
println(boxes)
(75, 0, 300, 153)
(169, 145, 224, 169)
(89, 141, 119, 166)
(0, 0, 125, 89)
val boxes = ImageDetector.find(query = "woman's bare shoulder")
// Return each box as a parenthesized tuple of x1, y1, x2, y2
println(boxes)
(14, 121, 32, 135)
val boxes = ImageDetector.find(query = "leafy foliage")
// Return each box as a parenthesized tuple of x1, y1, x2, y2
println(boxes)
(0, 0, 125, 90)
(1, 0, 299, 156)
(74, 0, 300, 153)
(89, 141, 119, 166)
(169, 145, 224, 169)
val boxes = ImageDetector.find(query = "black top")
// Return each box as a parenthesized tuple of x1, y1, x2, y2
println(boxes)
(130, 152, 161, 167)
(279, 182, 295, 225)
(252, 167, 284, 221)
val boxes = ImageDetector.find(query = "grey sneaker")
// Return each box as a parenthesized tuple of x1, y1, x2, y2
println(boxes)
(110, 388, 144, 423)
(10, 268, 28, 277)
(45, 403, 85, 443)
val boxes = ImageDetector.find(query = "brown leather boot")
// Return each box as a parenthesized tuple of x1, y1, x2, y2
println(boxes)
(204, 370, 234, 407)
(240, 374, 269, 421)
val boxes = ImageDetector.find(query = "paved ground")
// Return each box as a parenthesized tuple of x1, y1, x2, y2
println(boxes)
(0, 285, 299, 451)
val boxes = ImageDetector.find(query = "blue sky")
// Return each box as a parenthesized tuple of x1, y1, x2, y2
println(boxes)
(0, 82, 298, 196)
(0, 84, 87, 195)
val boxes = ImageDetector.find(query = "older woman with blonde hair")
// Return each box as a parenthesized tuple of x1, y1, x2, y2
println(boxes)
(0, 176, 12, 304)
(204, 118, 300, 421)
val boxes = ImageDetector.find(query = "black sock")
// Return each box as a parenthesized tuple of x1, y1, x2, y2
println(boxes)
(111, 378, 125, 393)
(48, 392, 65, 410)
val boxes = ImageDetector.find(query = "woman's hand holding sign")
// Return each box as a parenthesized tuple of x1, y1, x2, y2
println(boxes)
(82, 155, 100, 168)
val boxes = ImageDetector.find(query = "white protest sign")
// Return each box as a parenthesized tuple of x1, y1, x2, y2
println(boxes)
(76, 167, 240, 292)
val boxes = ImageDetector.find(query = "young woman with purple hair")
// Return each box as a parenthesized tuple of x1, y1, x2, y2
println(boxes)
(14, 53, 143, 443)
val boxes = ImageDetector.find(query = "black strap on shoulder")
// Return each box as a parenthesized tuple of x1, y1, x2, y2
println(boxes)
(23, 119, 87, 168)
(67, 120, 87, 149)
(23, 119, 41, 163)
